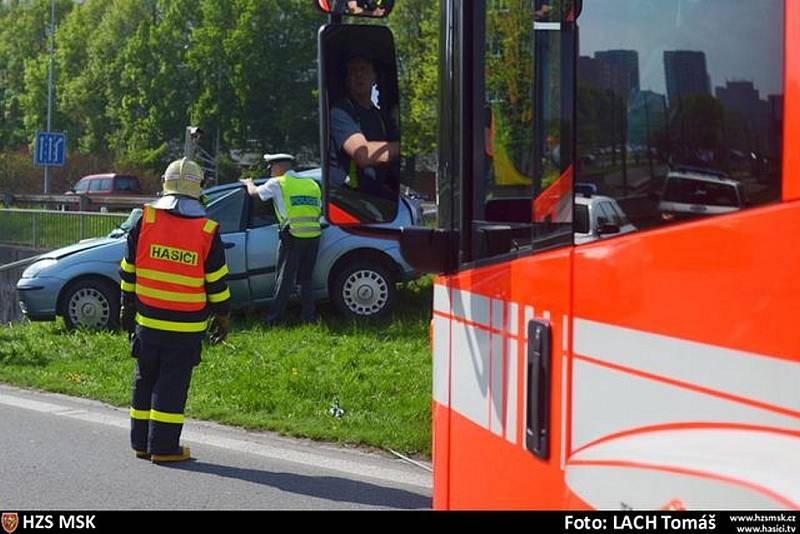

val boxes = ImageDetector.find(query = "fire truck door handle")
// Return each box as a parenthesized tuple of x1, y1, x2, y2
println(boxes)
(526, 320, 551, 460)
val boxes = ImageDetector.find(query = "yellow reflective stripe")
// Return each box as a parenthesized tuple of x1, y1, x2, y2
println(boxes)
(120, 258, 136, 273)
(202, 219, 218, 234)
(137, 267, 204, 288)
(120, 280, 136, 292)
(207, 287, 230, 303)
(205, 264, 228, 283)
(150, 409, 184, 424)
(144, 205, 155, 224)
(129, 408, 150, 420)
(135, 313, 209, 333)
(135, 284, 207, 303)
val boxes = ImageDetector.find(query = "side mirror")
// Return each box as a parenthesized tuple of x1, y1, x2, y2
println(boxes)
(319, 23, 401, 225)
(315, 0, 395, 18)
(597, 222, 620, 235)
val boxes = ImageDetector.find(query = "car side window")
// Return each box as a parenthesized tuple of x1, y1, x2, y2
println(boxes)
(249, 197, 277, 228)
(206, 188, 246, 234)
(115, 176, 140, 193)
(596, 202, 617, 226)
(90, 179, 111, 192)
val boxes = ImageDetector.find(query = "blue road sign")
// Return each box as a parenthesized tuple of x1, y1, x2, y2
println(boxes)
(34, 131, 67, 167)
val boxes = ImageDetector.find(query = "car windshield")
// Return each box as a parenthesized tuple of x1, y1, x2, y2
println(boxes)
(664, 178, 740, 207)
(74, 179, 89, 193)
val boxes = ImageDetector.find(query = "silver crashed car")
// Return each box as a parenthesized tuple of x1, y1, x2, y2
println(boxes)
(16, 169, 421, 329)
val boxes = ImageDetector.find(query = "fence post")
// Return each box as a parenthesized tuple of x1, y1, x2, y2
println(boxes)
(32, 212, 37, 249)
(79, 195, 88, 241)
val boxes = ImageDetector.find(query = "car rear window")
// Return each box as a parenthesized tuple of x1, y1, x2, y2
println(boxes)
(663, 178, 739, 208)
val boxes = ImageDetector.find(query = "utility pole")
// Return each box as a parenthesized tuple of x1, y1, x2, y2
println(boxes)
(44, 0, 55, 194)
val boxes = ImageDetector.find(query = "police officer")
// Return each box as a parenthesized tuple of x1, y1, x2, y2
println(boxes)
(241, 154, 322, 325)
(119, 157, 230, 463)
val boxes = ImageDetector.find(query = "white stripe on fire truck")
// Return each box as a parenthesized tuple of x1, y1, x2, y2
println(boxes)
(571, 355, 800, 451)
(567, 427, 800, 509)
(433, 283, 450, 315)
(508, 302, 519, 336)
(452, 289, 490, 327)
(432, 315, 450, 407)
(451, 318, 490, 428)
(574, 318, 800, 416)
(490, 327, 504, 436)
(506, 339, 518, 444)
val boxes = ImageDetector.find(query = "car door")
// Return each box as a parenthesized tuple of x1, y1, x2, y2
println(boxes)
(245, 196, 280, 305)
(205, 187, 249, 305)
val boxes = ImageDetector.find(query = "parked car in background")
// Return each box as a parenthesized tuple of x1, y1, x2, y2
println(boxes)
(66, 173, 143, 196)
(658, 171, 746, 222)
(63, 174, 145, 212)
(574, 193, 637, 245)
(18, 169, 421, 329)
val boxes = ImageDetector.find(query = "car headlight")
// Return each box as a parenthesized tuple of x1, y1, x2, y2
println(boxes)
(21, 258, 58, 279)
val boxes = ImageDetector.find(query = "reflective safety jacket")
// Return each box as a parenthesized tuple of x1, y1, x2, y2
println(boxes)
(276, 175, 322, 239)
(120, 205, 230, 345)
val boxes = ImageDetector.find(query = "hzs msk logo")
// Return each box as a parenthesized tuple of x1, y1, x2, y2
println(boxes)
(1, 513, 18, 534)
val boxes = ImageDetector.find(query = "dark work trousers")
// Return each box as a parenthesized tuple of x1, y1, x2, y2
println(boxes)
(130, 336, 199, 455)
(266, 231, 320, 323)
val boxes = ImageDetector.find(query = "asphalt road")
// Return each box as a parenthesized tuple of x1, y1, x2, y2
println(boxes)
(0, 384, 431, 510)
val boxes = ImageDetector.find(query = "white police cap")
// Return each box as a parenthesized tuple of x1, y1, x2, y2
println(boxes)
(263, 153, 294, 164)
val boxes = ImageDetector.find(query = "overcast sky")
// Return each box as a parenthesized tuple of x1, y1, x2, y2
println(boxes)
(579, 0, 785, 98)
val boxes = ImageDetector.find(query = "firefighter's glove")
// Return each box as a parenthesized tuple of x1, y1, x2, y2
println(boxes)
(208, 314, 229, 345)
(120, 304, 136, 335)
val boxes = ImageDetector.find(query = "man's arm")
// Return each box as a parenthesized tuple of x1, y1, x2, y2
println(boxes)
(241, 178, 278, 202)
(119, 219, 141, 332)
(342, 133, 400, 168)
(331, 105, 399, 169)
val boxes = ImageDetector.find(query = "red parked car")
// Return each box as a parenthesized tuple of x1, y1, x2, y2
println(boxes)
(66, 173, 142, 196)
(64, 173, 144, 211)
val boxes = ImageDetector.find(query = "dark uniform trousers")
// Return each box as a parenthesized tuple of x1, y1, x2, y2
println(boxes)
(130, 336, 200, 455)
(267, 231, 320, 323)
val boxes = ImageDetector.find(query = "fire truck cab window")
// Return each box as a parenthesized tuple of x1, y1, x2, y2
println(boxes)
(474, 0, 575, 262)
(576, 0, 784, 234)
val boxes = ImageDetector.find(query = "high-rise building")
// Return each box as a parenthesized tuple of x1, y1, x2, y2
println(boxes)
(579, 51, 640, 102)
(594, 50, 640, 100)
(664, 50, 710, 106)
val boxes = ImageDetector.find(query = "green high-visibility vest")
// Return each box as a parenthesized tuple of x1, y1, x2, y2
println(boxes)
(276, 174, 322, 239)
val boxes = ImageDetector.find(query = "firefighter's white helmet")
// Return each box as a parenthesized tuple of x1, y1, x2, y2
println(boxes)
(161, 157, 204, 199)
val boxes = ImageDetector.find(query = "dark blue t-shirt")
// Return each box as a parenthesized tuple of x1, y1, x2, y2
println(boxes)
(329, 98, 398, 189)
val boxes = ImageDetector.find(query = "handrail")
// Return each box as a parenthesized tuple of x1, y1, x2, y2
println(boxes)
(0, 255, 40, 273)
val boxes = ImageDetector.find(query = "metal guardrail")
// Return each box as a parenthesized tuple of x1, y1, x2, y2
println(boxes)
(1, 193, 155, 212)
(0, 208, 128, 249)
(0, 255, 41, 273)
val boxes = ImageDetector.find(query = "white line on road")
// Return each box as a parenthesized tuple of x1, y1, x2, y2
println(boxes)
(0, 389, 431, 490)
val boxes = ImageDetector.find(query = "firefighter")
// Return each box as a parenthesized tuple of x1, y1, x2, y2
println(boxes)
(119, 157, 230, 463)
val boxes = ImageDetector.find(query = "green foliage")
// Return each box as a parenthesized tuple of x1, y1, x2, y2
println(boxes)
(0, 0, 441, 182)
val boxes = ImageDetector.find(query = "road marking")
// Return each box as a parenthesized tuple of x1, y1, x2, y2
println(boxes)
(0, 389, 431, 490)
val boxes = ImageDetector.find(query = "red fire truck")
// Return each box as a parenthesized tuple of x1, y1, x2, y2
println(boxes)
(316, 0, 799, 509)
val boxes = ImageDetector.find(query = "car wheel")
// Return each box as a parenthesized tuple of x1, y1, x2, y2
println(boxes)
(331, 260, 396, 319)
(61, 278, 119, 330)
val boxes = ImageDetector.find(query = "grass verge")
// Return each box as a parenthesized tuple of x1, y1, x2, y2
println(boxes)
(0, 277, 433, 456)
